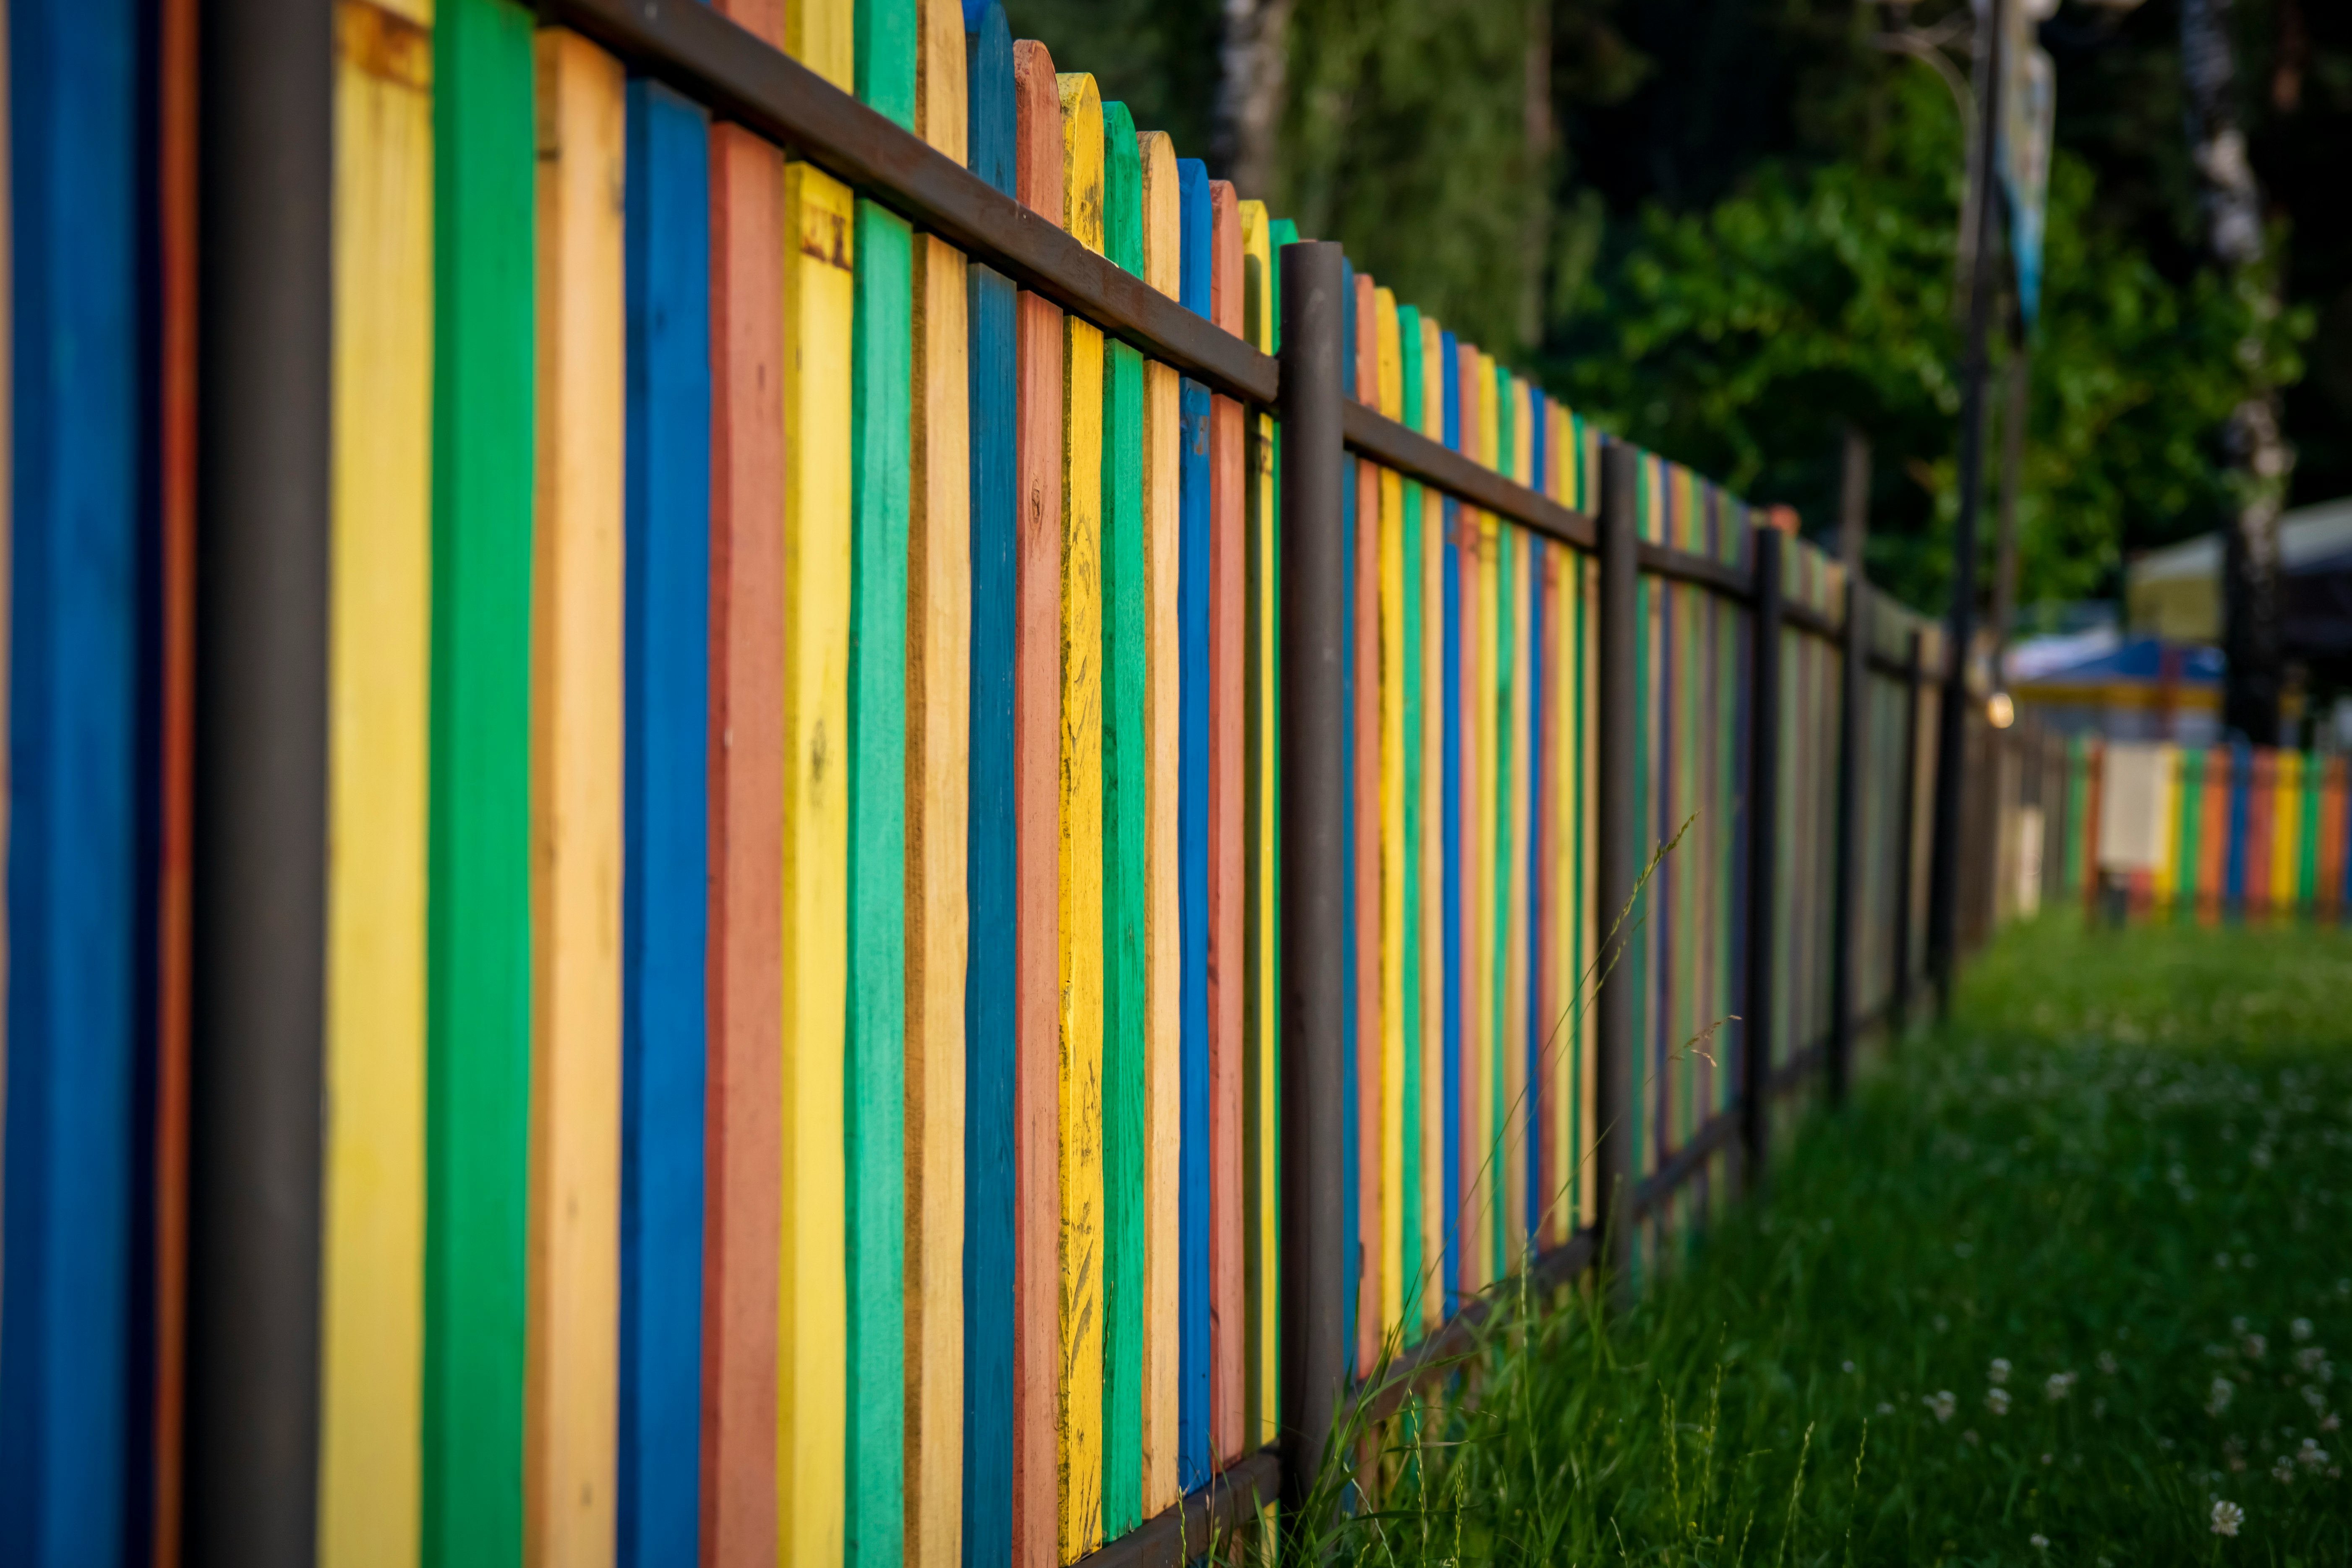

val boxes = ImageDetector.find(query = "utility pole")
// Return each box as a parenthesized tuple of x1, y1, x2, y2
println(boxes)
(1926, 0, 2005, 1015)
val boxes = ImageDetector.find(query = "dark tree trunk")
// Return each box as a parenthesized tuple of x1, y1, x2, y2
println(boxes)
(2181, 0, 2293, 743)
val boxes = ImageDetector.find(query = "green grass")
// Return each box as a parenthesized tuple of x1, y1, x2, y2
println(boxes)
(1277, 913, 2352, 1568)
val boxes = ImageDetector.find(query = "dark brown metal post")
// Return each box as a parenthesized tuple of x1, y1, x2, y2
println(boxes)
(1593, 441, 1639, 1276)
(1889, 629, 1924, 1035)
(1828, 573, 1866, 1104)
(1742, 526, 1785, 1184)
(1930, 0, 2009, 1012)
(1277, 239, 1346, 1500)
(187, 0, 334, 1560)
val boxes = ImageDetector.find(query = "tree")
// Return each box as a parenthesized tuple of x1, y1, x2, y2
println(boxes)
(2180, 0, 2292, 740)
(1547, 65, 2302, 614)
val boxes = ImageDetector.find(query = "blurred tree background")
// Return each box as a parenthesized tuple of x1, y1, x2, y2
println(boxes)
(1000, 0, 2346, 616)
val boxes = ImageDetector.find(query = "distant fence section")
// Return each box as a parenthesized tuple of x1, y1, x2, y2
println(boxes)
(0, 2, 2016, 1566)
(2068, 738, 2352, 920)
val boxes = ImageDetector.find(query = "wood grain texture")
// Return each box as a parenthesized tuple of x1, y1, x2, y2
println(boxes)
(847, 189, 913, 1568)
(619, 75, 710, 1568)
(0, 0, 142, 1552)
(704, 115, 786, 1568)
(1514, 527, 1533, 1260)
(1376, 288, 1406, 1343)
(424, 4, 536, 1559)
(1238, 195, 1278, 1450)
(848, 22, 920, 1568)
(1091, 98, 1148, 1542)
(1437, 333, 1464, 1312)
(1172, 154, 1215, 1493)
(321, 5, 433, 1557)
(779, 156, 854, 1568)
(1136, 127, 1183, 1520)
(962, 11, 1018, 1565)
(1502, 525, 1532, 1257)
(1475, 500, 1501, 1286)
(1055, 70, 1107, 1560)
(1394, 301, 1425, 1346)
(908, 223, 970, 1568)
(785, 0, 853, 91)
(914, 0, 964, 159)
(1016, 40, 1072, 1568)
(528, 33, 628, 1567)
(1011, 39, 1064, 1568)
(1097, 94, 1147, 1546)
(1206, 176, 1246, 1467)
(1416, 316, 1446, 1333)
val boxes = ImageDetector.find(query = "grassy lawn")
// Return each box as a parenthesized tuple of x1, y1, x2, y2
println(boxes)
(1308, 913, 2352, 1567)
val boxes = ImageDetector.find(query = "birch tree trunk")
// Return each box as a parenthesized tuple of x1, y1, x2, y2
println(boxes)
(1215, 0, 1297, 197)
(2181, 0, 2292, 743)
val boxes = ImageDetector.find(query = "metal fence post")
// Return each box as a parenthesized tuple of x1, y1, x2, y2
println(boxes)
(1742, 525, 1784, 1187)
(1889, 629, 1924, 1035)
(1593, 441, 1639, 1277)
(1828, 574, 1866, 1106)
(187, 0, 334, 1559)
(1277, 239, 1346, 1499)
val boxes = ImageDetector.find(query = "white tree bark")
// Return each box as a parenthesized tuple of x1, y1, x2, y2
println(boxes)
(1215, 0, 1297, 198)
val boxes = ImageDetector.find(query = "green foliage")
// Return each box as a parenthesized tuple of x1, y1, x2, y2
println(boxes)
(1277, 0, 1647, 356)
(1240, 914, 2352, 1566)
(997, 0, 1225, 163)
(1551, 68, 2309, 615)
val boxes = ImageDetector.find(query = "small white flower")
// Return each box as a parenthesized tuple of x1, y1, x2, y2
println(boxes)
(1987, 1388, 2012, 1416)
(2096, 1350, 2119, 1375)
(1989, 1357, 2013, 1386)
(2298, 1440, 2329, 1470)
(1876, 1401, 1894, 1415)
(1926, 1390, 1957, 1423)
(1842, 1359, 1856, 1374)
(2302, 1385, 2327, 1412)
(2040, 1452, 2054, 1465)
(2209, 1376, 2236, 1414)
(2245, 1333, 2269, 1360)
(1963, 1428, 1981, 1445)
(2271, 1456, 2295, 1483)
(2211, 1499, 2244, 1536)
(2323, 1413, 2341, 1432)
(2046, 1371, 2077, 1402)
(2292, 1318, 2314, 1343)
(2296, 1346, 2326, 1373)
(2029, 1533, 2049, 1550)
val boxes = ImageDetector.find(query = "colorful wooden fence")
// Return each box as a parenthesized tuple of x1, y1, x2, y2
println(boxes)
(0, 3, 1989, 1566)
(2060, 737, 2352, 921)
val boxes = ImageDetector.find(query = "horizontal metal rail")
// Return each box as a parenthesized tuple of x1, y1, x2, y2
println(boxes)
(1782, 597, 1845, 642)
(1638, 538, 1755, 601)
(547, 0, 1280, 405)
(1071, 1449, 1283, 1568)
(1341, 400, 1598, 550)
